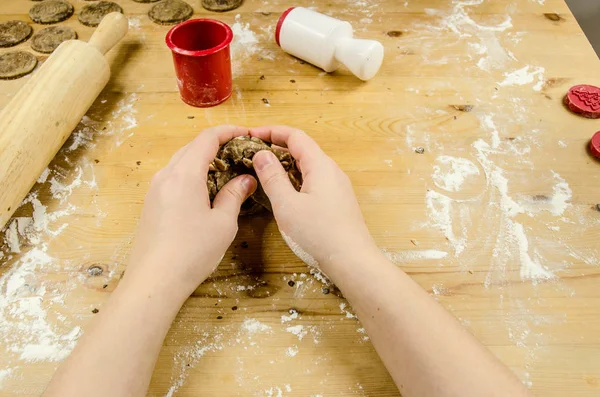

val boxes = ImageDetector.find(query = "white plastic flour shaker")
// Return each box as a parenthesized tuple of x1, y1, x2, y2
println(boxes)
(275, 7, 385, 81)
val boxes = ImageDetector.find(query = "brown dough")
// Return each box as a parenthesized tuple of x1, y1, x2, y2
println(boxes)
(31, 26, 77, 54)
(0, 51, 38, 80)
(201, 0, 243, 12)
(29, 1, 74, 25)
(132, 0, 161, 2)
(207, 136, 302, 215)
(0, 21, 33, 48)
(79, 1, 123, 27)
(148, 0, 194, 25)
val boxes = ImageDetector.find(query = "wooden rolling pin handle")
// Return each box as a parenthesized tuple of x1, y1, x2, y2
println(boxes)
(0, 11, 130, 230)
(88, 12, 129, 55)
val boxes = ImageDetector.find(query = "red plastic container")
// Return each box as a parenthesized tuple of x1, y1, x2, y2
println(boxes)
(166, 19, 233, 108)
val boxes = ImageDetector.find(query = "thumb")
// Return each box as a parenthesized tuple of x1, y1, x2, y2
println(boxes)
(212, 174, 257, 216)
(252, 151, 297, 206)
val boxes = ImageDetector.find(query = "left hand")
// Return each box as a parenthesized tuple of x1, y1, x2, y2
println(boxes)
(122, 125, 257, 302)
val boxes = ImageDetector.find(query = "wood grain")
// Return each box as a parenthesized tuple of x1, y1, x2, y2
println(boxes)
(1, 0, 600, 396)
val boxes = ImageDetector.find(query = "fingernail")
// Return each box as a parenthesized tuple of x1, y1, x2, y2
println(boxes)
(254, 150, 275, 171)
(241, 175, 257, 197)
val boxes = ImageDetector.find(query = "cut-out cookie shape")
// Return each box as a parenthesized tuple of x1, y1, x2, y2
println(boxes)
(0, 21, 33, 48)
(31, 26, 77, 53)
(149, 0, 193, 25)
(29, 1, 74, 24)
(79, 1, 123, 27)
(0, 51, 38, 80)
(202, 0, 243, 12)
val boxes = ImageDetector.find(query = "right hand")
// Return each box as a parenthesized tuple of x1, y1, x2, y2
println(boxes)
(249, 126, 378, 274)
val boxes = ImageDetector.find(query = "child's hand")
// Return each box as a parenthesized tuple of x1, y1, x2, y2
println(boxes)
(249, 125, 377, 275)
(124, 125, 256, 302)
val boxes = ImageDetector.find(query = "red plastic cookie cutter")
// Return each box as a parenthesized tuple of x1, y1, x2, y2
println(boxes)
(166, 19, 233, 108)
(564, 84, 600, 119)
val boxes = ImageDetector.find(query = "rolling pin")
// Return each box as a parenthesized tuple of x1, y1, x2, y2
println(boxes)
(0, 13, 128, 229)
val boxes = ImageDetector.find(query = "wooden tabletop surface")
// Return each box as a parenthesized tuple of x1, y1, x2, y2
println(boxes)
(1, 0, 600, 396)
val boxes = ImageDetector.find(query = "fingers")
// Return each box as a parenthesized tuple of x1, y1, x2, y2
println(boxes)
(175, 125, 249, 174)
(166, 142, 192, 168)
(252, 151, 297, 206)
(249, 126, 326, 175)
(212, 174, 257, 217)
(249, 125, 300, 147)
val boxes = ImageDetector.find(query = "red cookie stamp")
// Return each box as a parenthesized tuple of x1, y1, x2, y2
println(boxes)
(565, 84, 600, 119)
(590, 131, 600, 159)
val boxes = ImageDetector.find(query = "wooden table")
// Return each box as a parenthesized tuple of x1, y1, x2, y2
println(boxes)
(1, 0, 599, 395)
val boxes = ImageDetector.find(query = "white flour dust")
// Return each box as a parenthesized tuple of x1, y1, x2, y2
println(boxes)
(281, 310, 299, 323)
(309, 267, 330, 285)
(37, 168, 51, 184)
(474, 34, 517, 73)
(426, 1, 512, 37)
(286, 325, 307, 340)
(280, 231, 319, 269)
(513, 223, 554, 280)
(109, 94, 139, 147)
(0, 89, 139, 387)
(480, 114, 501, 148)
(229, 14, 279, 79)
(424, 190, 469, 257)
(242, 318, 272, 335)
(498, 66, 545, 91)
(0, 244, 82, 362)
(432, 155, 480, 192)
(383, 249, 448, 262)
(128, 16, 142, 30)
(167, 318, 273, 396)
(0, 368, 12, 387)
(472, 137, 566, 284)
(77, 94, 139, 149)
(409, 0, 517, 73)
(0, 160, 98, 385)
(346, 0, 380, 19)
(285, 346, 298, 357)
(262, 386, 284, 397)
(5, 194, 76, 253)
(339, 302, 357, 320)
(230, 14, 260, 77)
(166, 313, 324, 396)
(48, 162, 97, 204)
(231, 14, 258, 51)
(422, 99, 578, 283)
(410, 57, 580, 383)
(67, 122, 96, 153)
(0, 233, 82, 388)
(165, 331, 224, 397)
(517, 172, 572, 216)
(284, 324, 321, 344)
